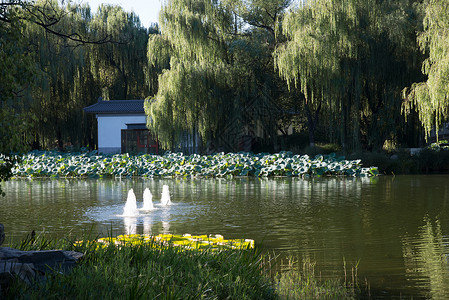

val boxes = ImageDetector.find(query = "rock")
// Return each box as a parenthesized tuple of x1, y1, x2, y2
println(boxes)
(0, 247, 83, 274)
(0, 224, 4, 246)
(0, 246, 83, 293)
(0, 261, 36, 286)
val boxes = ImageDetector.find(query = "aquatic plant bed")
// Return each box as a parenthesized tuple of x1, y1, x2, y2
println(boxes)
(9, 150, 378, 178)
(91, 233, 254, 250)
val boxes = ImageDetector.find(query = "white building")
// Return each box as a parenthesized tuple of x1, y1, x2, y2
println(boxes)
(84, 100, 158, 154)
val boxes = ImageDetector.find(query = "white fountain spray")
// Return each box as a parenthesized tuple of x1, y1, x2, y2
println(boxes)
(122, 189, 139, 216)
(141, 188, 154, 210)
(160, 185, 172, 206)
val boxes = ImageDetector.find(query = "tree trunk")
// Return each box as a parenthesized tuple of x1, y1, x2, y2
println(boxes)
(305, 101, 321, 147)
(57, 128, 63, 151)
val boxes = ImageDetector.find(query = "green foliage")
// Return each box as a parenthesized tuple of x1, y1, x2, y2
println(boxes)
(0, 108, 31, 154)
(275, 0, 423, 151)
(426, 140, 449, 151)
(22, 1, 92, 150)
(415, 148, 449, 173)
(0, 8, 35, 104)
(7, 235, 275, 300)
(0, 107, 30, 196)
(10, 150, 378, 178)
(275, 258, 358, 299)
(346, 148, 449, 175)
(146, 0, 291, 150)
(5, 233, 361, 299)
(27, 2, 153, 150)
(0, 0, 441, 172)
(0, 1, 158, 153)
(0, 2, 35, 179)
(146, 0, 233, 148)
(275, 0, 363, 95)
(0, 155, 16, 197)
(88, 4, 151, 100)
(403, 0, 449, 141)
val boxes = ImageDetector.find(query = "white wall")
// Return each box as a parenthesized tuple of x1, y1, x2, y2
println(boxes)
(97, 114, 147, 153)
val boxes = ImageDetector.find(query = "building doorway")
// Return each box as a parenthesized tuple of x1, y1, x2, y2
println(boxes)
(121, 124, 158, 154)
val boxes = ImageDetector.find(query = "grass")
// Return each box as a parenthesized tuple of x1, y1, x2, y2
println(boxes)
(3, 234, 360, 299)
(275, 257, 359, 300)
(347, 149, 449, 175)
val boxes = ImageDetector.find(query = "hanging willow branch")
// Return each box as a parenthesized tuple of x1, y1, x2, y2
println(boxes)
(403, 0, 449, 141)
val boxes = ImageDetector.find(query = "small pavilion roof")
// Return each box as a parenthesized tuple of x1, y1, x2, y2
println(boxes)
(84, 99, 146, 114)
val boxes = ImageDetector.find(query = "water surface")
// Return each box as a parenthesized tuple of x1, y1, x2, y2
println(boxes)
(1, 175, 449, 298)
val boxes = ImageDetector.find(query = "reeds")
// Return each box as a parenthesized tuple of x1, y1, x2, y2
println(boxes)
(275, 257, 360, 300)
(6, 235, 275, 299)
(5, 234, 362, 299)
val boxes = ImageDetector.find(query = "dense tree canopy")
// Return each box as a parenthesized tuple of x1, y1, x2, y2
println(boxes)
(0, 0, 446, 160)
(1, 0, 156, 151)
(274, 0, 423, 150)
(145, 0, 427, 152)
(146, 0, 292, 150)
(88, 4, 153, 100)
(403, 0, 449, 141)
(0, 0, 157, 194)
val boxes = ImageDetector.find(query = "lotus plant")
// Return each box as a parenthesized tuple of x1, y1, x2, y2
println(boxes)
(10, 150, 379, 178)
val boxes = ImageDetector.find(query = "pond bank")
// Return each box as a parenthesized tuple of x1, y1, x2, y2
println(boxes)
(353, 148, 449, 175)
(3, 234, 359, 299)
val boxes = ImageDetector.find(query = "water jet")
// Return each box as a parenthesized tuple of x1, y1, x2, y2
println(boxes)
(122, 189, 139, 216)
(160, 185, 172, 206)
(141, 188, 154, 210)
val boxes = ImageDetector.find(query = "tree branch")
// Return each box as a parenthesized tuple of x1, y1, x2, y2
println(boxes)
(1, 0, 125, 45)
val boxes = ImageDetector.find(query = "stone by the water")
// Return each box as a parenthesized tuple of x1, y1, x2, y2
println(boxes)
(0, 246, 83, 293)
(0, 247, 83, 273)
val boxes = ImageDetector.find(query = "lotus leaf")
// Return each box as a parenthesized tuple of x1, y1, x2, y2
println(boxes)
(9, 150, 377, 178)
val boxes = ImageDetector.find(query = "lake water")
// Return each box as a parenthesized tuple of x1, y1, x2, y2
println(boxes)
(1, 175, 449, 298)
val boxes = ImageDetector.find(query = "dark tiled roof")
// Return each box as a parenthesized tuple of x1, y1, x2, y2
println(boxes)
(84, 100, 145, 114)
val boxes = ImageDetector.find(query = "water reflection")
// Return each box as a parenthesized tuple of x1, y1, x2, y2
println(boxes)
(2, 175, 449, 298)
(143, 215, 152, 235)
(402, 216, 449, 299)
(162, 221, 170, 234)
(123, 217, 137, 235)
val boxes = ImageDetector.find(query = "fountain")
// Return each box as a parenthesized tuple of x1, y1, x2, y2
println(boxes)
(160, 185, 172, 206)
(124, 217, 137, 235)
(122, 189, 139, 216)
(141, 188, 154, 210)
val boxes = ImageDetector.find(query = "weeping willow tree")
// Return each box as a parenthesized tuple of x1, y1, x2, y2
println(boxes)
(1, 1, 155, 150)
(403, 0, 449, 142)
(146, 0, 233, 149)
(0, 4, 36, 196)
(275, 0, 423, 150)
(89, 4, 151, 100)
(0, 4, 35, 152)
(24, 1, 96, 149)
(146, 0, 291, 151)
(274, 0, 372, 148)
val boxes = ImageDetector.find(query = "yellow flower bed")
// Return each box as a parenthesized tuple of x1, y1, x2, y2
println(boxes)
(79, 234, 254, 251)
